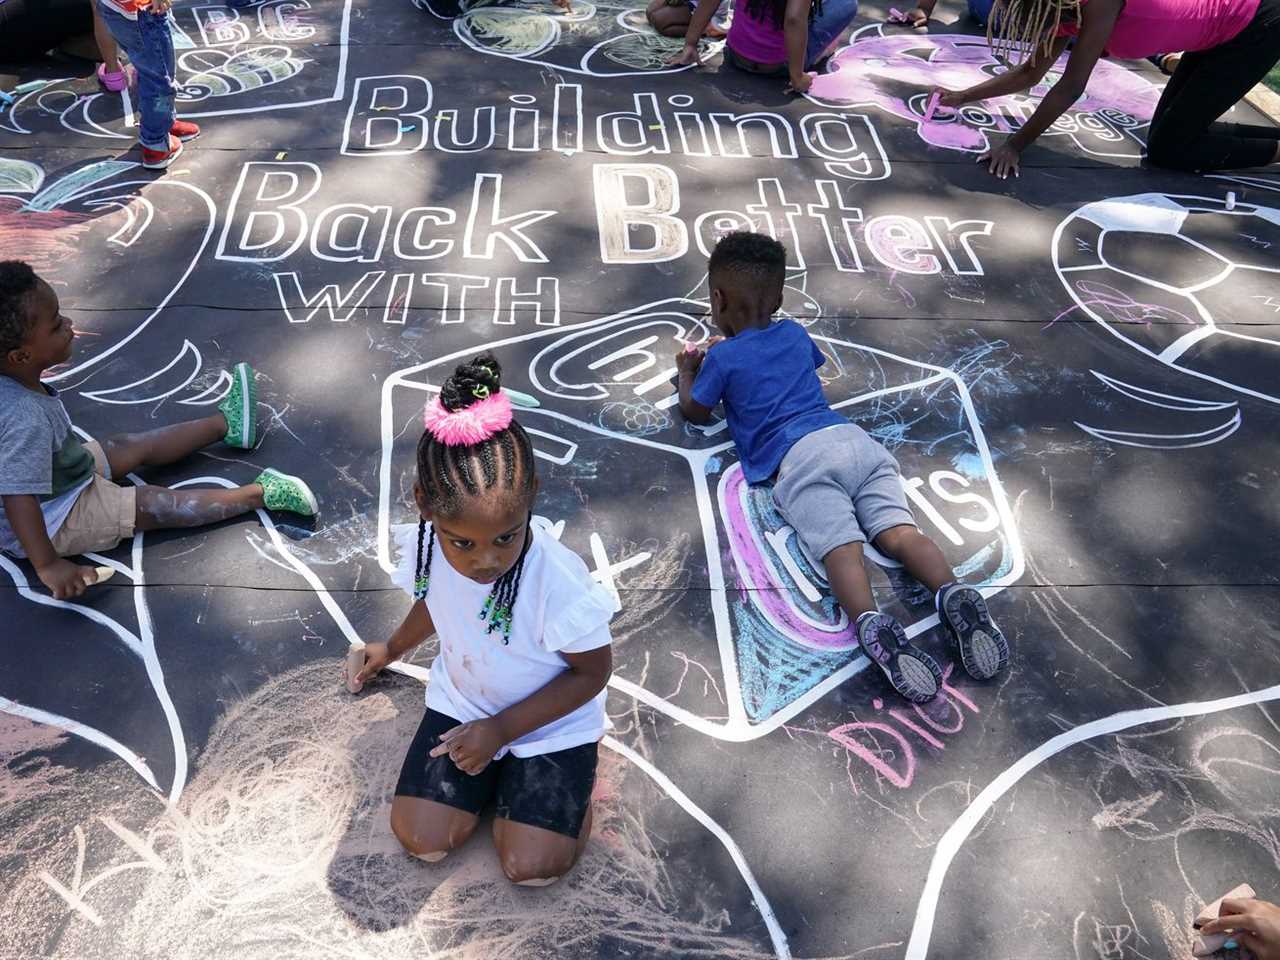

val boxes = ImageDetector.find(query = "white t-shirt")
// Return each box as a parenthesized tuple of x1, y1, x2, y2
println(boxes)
(390, 520, 618, 758)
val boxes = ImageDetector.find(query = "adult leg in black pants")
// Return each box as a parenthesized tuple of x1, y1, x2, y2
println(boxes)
(1145, 0, 1280, 173)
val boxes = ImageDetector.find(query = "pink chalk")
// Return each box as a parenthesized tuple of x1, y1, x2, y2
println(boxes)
(683, 340, 699, 353)
(888, 6, 909, 20)
(924, 90, 941, 121)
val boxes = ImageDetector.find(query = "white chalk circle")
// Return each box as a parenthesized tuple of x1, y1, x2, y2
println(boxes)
(1052, 191, 1280, 405)
(668, 94, 694, 107)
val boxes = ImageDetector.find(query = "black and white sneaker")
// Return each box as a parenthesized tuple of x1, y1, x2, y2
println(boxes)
(856, 611, 944, 703)
(937, 583, 1009, 680)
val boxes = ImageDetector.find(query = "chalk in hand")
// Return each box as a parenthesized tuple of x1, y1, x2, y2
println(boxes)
(1225, 191, 1237, 211)
(1192, 933, 1232, 957)
(1194, 884, 1255, 929)
(924, 90, 941, 121)
(888, 6, 909, 20)
(92, 566, 114, 585)
(345, 646, 366, 694)
(682, 339, 699, 353)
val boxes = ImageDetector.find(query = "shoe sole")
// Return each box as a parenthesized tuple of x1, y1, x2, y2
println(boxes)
(141, 139, 183, 170)
(231, 362, 257, 449)
(264, 470, 319, 516)
(942, 587, 1009, 681)
(173, 128, 201, 143)
(859, 613, 943, 703)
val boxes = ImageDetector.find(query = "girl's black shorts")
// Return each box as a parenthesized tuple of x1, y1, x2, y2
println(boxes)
(395, 708, 598, 839)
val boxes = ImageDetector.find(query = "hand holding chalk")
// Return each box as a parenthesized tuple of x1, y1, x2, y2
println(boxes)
(345, 646, 366, 694)
(92, 566, 115, 585)
(924, 90, 941, 121)
(888, 6, 910, 20)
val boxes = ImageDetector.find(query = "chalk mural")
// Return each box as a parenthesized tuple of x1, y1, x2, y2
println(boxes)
(1053, 192, 1280, 408)
(378, 295, 1024, 738)
(412, 0, 724, 76)
(808, 27, 1161, 157)
(0, 0, 352, 139)
(4, 2, 1280, 957)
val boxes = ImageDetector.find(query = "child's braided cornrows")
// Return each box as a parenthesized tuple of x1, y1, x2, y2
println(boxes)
(987, 0, 1078, 65)
(413, 353, 536, 644)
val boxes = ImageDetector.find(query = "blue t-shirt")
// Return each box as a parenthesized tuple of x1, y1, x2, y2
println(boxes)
(690, 319, 845, 483)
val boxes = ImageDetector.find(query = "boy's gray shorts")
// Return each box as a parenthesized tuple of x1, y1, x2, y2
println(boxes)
(771, 424, 916, 564)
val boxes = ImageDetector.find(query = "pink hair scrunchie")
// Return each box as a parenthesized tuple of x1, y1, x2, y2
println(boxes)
(422, 391, 514, 446)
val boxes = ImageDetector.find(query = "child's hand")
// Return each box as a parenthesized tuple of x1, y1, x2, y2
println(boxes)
(37, 558, 97, 600)
(430, 719, 505, 776)
(674, 346, 704, 375)
(1201, 899, 1280, 960)
(668, 44, 701, 67)
(149, 0, 174, 12)
(786, 72, 814, 95)
(354, 641, 393, 684)
(934, 87, 967, 109)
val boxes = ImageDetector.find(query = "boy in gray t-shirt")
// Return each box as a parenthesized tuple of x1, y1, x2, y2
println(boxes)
(0, 260, 320, 600)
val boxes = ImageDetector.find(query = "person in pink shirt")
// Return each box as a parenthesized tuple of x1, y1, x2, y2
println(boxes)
(670, 0, 860, 94)
(933, 0, 1280, 176)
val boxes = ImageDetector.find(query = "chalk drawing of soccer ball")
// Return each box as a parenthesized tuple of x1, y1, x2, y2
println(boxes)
(1053, 192, 1280, 405)
(412, 0, 720, 76)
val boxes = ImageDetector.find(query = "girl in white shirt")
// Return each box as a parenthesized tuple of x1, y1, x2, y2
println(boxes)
(355, 353, 617, 885)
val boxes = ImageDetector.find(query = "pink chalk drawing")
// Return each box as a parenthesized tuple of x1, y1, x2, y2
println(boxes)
(830, 664, 982, 791)
(807, 31, 1161, 157)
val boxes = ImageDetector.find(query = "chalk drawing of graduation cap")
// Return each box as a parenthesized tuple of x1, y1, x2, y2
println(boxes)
(378, 296, 1023, 742)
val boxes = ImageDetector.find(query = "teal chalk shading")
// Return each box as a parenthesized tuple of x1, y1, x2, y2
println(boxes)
(25, 161, 136, 212)
(503, 388, 541, 408)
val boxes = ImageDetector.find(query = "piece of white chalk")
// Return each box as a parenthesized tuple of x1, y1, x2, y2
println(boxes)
(925, 90, 941, 121)
(92, 566, 114, 585)
(1226, 191, 1237, 211)
(345, 646, 366, 694)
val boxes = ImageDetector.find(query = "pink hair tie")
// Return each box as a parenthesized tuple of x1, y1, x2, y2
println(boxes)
(423, 390, 514, 446)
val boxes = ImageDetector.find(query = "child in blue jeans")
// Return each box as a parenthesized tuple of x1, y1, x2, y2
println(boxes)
(676, 232, 1009, 703)
(96, 0, 199, 169)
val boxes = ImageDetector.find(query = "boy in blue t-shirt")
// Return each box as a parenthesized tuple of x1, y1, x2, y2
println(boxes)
(676, 232, 1008, 703)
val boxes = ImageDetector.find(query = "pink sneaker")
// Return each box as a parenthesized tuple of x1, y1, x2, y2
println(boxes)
(170, 119, 201, 142)
(96, 62, 134, 93)
(141, 134, 183, 170)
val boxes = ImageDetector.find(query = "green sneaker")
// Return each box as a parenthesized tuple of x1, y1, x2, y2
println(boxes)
(219, 362, 258, 450)
(255, 468, 318, 516)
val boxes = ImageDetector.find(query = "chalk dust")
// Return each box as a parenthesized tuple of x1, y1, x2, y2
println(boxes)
(22, 660, 779, 959)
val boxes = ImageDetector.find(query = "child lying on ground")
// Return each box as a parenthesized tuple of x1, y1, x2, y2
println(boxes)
(0, 260, 318, 599)
(675, 232, 1009, 703)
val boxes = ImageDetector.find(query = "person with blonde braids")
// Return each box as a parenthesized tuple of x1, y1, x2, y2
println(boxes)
(933, 0, 1280, 177)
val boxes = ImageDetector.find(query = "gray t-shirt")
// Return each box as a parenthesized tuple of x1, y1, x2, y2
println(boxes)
(0, 374, 96, 557)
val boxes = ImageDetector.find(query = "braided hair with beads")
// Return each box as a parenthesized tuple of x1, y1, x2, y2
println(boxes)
(412, 353, 537, 644)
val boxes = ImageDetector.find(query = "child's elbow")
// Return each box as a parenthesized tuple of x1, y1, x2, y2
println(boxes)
(784, 13, 806, 30)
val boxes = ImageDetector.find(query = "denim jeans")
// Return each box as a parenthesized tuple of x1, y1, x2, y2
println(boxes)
(806, 0, 859, 67)
(96, 4, 176, 151)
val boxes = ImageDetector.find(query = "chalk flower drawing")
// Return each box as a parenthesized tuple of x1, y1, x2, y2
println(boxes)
(808, 27, 1161, 157)
(413, 0, 724, 76)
